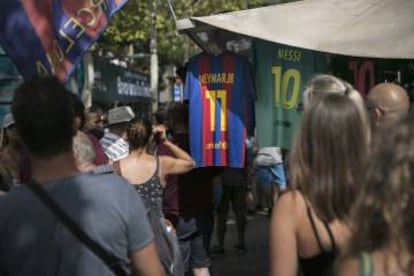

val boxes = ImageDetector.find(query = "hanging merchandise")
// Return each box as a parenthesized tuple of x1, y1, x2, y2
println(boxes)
(254, 41, 328, 149)
(185, 51, 255, 168)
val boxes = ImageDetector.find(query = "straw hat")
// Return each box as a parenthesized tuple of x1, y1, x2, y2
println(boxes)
(2, 113, 15, 128)
(107, 106, 135, 126)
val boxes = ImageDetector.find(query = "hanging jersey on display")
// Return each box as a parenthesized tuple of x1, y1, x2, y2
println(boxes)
(185, 52, 255, 168)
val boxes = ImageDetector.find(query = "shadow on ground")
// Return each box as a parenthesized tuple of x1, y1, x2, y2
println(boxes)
(211, 211, 270, 276)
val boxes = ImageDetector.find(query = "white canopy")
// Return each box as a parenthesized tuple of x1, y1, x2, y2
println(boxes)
(185, 0, 414, 59)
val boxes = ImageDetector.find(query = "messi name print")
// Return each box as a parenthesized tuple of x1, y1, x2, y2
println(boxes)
(185, 52, 255, 168)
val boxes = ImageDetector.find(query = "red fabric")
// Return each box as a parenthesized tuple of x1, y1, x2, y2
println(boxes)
(87, 132, 108, 165)
(198, 55, 213, 166)
(158, 133, 222, 218)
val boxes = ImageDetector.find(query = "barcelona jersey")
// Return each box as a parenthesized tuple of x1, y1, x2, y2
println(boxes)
(185, 52, 255, 168)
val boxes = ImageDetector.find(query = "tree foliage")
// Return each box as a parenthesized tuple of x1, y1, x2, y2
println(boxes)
(100, 0, 284, 66)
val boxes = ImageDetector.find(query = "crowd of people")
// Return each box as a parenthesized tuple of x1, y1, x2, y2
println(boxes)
(270, 75, 413, 276)
(0, 73, 413, 276)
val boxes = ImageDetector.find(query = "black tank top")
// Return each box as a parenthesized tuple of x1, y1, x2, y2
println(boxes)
(114, 157, 163, 218)
(133, 157, 163, 218)
(298, 205, 337, 276)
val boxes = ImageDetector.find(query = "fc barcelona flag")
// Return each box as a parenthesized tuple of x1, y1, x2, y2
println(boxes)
(0, 0, 127, 81)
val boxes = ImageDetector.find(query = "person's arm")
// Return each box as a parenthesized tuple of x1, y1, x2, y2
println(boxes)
(159, 140, 195, 176)
(130, 242, 165, 276)
(270, 191, 298, 276)
(161, 139, 194, 165)
(153, 126, 195, 177)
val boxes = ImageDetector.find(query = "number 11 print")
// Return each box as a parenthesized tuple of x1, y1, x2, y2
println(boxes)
(205, 90, 227, 132)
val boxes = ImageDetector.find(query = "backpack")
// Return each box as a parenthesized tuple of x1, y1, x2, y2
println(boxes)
(143, 200, 184, 276)
(112, 160, 184, 276)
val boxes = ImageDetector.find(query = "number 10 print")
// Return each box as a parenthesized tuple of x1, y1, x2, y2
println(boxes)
(272, 66, 301, 109)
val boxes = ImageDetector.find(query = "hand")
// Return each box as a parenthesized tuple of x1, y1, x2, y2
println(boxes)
(152, 125, 167, 143)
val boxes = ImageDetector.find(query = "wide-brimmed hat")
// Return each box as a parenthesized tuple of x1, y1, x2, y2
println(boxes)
(107, 106, 135, 126)
(2, 113, 15, 128)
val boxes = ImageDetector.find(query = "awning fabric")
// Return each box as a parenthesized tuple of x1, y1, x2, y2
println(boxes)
(190, 0, 414, 59)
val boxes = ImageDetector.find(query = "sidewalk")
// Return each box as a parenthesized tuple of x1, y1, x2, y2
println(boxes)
(211, 211, 270, 276)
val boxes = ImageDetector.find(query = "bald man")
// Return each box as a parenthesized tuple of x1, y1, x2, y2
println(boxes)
(73, 131, 113, 174)
(73, 131, 97, 172)
(367, 83, 410, 129)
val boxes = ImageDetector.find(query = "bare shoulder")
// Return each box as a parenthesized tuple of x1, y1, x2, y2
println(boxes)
(274, 190, 303, 214)
(336, 256, 360, 276)
(271, 190, 304, 225)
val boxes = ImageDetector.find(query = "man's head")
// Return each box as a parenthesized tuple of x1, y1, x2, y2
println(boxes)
(73, 131, 96, 171)
(367, 83, 410, 129)
(12, 77, 75, 158)
(85, 105, 105, 130)
(166, 102, 188, 133)
(2, 113, 15, 129)
(106, 106, 135, 137)
(1, 112, 19, 145)
(153, 110, 165, 126)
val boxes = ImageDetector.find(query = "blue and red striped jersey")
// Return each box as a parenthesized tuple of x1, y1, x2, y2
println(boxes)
(185, 52, 255, 168)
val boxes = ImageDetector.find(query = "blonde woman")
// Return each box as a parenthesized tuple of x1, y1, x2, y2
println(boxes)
(270, 75, 370, 276)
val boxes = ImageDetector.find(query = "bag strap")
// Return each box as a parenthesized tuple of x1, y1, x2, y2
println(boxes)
(27, 181, 128, 276)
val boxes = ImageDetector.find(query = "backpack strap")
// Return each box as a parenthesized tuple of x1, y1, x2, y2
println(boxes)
(27, 181, 129, 276)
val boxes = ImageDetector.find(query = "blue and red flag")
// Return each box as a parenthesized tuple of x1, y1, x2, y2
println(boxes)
(0, 0, 127, 81)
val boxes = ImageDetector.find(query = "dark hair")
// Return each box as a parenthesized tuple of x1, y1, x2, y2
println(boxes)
(176, 64, 187, 83)
(69, 93, 85, 129)
(153, 110, 165, 125)
(126, 118, 152, 150)
(166, 102, 188, 131)
(344, 115, 414, 273)
(89, 104, 103, 114)
(289, 93, 369, 222)
(12, 76, 74, 158)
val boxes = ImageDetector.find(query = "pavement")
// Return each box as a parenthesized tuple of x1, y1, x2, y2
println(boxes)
(211, 210, 271, 276)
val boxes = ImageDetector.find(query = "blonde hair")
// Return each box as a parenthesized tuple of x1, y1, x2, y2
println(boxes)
(303, 74, 370, 141)
(290, 93, 369, 221)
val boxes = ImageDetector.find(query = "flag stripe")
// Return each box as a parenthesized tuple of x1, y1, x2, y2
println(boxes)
(0, 0, 51, 78)
(199, 54, 213, 166)
(0, 0, 128, 81)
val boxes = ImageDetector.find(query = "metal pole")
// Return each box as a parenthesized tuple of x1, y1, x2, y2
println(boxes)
(150, 0, 159, 112)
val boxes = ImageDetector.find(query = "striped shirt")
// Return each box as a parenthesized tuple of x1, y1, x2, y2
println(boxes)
(100, 132, 129, 162)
